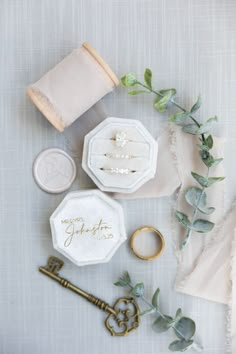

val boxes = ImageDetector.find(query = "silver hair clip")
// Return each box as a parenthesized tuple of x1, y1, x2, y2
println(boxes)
(100, 167, 136, 175)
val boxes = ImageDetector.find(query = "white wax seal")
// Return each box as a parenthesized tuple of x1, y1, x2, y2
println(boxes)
(33, 148, 76, 193)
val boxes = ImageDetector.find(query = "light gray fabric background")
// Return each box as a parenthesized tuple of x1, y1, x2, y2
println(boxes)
(1, 1, 236, 353)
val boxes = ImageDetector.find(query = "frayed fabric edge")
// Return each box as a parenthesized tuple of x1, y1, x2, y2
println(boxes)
(167, 123, 184, 277)
(226, 227, 236, 354)
(177, 198, 236, 294)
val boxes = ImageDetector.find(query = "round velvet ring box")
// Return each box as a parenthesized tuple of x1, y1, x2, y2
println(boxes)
(27, 42, 119, 132)
(50, 190, 127, 266)
(82, 117, 158, 193)
(130, 226, 165, 261)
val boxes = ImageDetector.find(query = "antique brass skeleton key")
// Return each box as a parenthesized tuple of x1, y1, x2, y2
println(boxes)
(39, 257, 140, 336)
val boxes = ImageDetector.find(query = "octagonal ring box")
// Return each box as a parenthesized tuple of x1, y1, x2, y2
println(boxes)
(82, 117, 158, 193)
(50, 190, 127, 266)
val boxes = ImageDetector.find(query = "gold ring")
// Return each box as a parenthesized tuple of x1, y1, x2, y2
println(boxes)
(130, 226, 165, 261)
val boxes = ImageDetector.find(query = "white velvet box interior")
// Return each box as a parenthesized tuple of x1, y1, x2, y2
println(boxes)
(82, 117, 158, 193)
(50, 190, 126, 266)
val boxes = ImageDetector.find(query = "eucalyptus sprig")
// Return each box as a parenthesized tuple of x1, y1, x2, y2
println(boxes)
(114, 272, 203, 352)
(121, 70, 224, 249)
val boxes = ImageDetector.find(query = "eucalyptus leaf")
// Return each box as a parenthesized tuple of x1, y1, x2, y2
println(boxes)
(114, 271, 131, 287)
(152, 315, 173, 333)
(154, 89, 176, 112)
(120, 72, 137, 87)
(169, 339, 194, 352)
(114, 280, 129, 287)
(144, 68, 152, 89)
(199, 151, 223, 168)
(152, 288, 160, 308)
(197, 144, 210, 151)
(199, 151, 214, 167)
(191, 95, 201, 113)
(185, 187, 215, 215)
(207, 158, 223, 168)
(199, 149, 210, 160)
(169, 111, 190, 124)
(197, 116, 218, 134)
(184, 117, 217, 135)
(207, 176, 225, 187)
(191, 219, 214, 233)
(174, 317, 196, 340)
(205, 135, 213, 149)
(183, 124, 199, 135)
(175, 211, 191, 229)
(185, 187, 204, 207)
(122, 271, 131, 284)
(175, 308, 182, 322)
(128, 90, 149, 95)
(159, 88, 176, 97)
(191, 172, 223, 188)
(191, 172, 209, 187)
(130, 283, 144, 298)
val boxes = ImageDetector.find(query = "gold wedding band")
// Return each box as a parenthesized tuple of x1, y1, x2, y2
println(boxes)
(130, 226, 165, 261)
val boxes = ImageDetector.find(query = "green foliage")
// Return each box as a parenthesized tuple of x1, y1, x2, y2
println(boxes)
(191, 172, 209, 187)
(205, 134, 213, 149)
(114, 273, 201, 352)
(191, 219, 214, 233)
(175, 211, 191, 228)
(128, 90, 149, 95)
(154, 89, 176, 112)
(183, 124, 199, 135)
(191, 95, 202, 113)
(120, 72, 137, 87)
(199, 150, 223, 168)
(169, 340, 194, 352)
(169, 111, 190, 124)
(130, 283, 144, 298)
(185, 187, 215, 215)
(175, 210, 214, 233)
(175, 309, 183, 322)
(114, 271, 131, 287)
(191, 172, 224, 188)
(121, 69, 224, 249)
(152, 288, 160, 308)
(197, 116, 218, 134)
(174, 317, 196, 340)
(152, 315, 173, 333)
(144, 68, 152, 89)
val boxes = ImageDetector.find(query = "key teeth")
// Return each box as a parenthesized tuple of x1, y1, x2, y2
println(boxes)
(47, 256, 64, 272)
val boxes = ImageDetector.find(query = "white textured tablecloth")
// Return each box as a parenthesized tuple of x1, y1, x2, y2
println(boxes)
(1, 1, 236, 353)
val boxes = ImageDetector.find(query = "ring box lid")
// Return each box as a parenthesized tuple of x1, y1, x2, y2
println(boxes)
(50, 190, 126, 266)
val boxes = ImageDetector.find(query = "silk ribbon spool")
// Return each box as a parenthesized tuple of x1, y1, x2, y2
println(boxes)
(27, 42, 119, 132)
